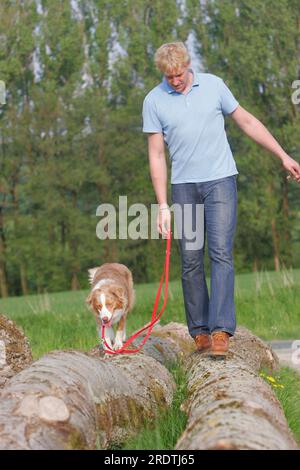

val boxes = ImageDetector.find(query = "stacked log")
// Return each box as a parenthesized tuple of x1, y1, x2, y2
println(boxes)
(0, 321, 298, 450)
(0, 349, 176, 449)
(0, 314, 32, 389)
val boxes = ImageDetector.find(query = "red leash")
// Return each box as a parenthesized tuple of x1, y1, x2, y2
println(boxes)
(101, 230, 172, 355)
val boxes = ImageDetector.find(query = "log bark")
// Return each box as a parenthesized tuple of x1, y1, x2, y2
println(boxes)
(0, 314, 32, 389)
(0, 346, 177, 449)
(163, 325, 298, 450)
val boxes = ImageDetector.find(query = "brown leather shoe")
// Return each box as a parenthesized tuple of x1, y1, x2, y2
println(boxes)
(193, 333, 211, 353)
(210, 331, 230, 358)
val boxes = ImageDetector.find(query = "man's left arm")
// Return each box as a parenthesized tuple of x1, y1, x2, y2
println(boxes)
(230, 105, 300, 182)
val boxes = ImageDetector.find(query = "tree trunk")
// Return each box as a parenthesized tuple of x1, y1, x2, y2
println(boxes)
(271, 217, 280, 272)
(282, 174, 292, 265)
(0, 265, 8, 298)
(173, 326, 298, 450)
(71, 272, 80, 291)
(0, 207, 8, 298)
(20, 262, 29, 296)
(252, 257, 258, 272)
(96, 140, 118, 264)
(70, 190, 80, 291)
(0, 315, 32, 388)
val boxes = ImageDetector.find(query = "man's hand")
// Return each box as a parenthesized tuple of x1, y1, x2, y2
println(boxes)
(281, 155, 300, 183)
(157, 204, 171, 238)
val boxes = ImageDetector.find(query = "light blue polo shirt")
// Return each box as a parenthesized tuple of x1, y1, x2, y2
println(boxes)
(142, 69, 239, 184)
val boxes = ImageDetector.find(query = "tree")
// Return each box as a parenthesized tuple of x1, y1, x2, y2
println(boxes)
(186, 0, 300, 270)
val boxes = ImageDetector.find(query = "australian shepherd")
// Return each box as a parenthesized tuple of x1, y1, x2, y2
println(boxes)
(86, 263, 135, 350)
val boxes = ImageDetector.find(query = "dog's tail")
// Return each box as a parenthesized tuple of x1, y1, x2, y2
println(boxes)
(88, 267, 98, 284)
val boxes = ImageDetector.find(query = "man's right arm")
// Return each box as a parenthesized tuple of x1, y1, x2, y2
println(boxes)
(147, 133, 168, 206)
(147, 133, 171, 237)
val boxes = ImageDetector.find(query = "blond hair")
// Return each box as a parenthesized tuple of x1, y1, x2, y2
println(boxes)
(154, 42, 191, 74)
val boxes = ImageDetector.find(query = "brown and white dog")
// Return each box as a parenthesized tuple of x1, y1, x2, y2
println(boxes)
(86, 263, 135, 350)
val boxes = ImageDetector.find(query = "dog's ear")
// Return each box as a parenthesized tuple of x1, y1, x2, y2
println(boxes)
(88, 267, 98, 284)
(86, 292, 93, 306)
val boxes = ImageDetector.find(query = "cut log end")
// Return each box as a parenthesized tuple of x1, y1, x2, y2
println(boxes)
(38, 396, 70, 422)
(18, 395, 70, 423)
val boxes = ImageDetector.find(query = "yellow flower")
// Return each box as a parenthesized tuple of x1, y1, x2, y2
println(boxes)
(260, 372, 284, 389)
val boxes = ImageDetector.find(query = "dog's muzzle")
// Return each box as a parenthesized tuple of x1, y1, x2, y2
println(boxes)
(98, 309, 112, 327)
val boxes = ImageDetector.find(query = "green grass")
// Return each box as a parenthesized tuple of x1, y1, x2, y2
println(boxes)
(0, 267, 299, 359)
(120, 364, 188, 450)
(260, 367, 300, 445)
(0, 290, 97, 359)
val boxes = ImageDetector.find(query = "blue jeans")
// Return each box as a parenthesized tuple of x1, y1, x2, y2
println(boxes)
(171, 175, 237, 338)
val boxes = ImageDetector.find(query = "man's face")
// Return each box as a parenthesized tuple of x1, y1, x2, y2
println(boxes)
(165, 64, 190, 92)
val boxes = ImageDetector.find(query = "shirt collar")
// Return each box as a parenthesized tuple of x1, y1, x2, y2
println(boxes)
(162, 68, 200, 94)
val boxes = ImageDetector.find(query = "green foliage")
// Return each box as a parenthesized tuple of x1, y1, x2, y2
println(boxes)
(120, 364, 188, 450)
(0, 0, 299, 296)
(187, 0, 300, 270)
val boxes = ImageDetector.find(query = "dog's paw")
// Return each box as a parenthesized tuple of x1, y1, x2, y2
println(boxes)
(104, 339, 113, 351)
(113, 339, 124, 351)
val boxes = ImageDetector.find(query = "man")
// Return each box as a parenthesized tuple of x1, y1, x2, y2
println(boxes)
(142, 42, 300, 358)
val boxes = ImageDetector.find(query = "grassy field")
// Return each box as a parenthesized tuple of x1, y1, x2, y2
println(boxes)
(273, 367, 300, 444)
(0, 267, 299, 359)
(260, 366, 300, 445)
(119, 364, 188, 450)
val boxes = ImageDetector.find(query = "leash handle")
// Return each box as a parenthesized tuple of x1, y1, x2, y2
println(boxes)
(101, 230, 172, 355)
